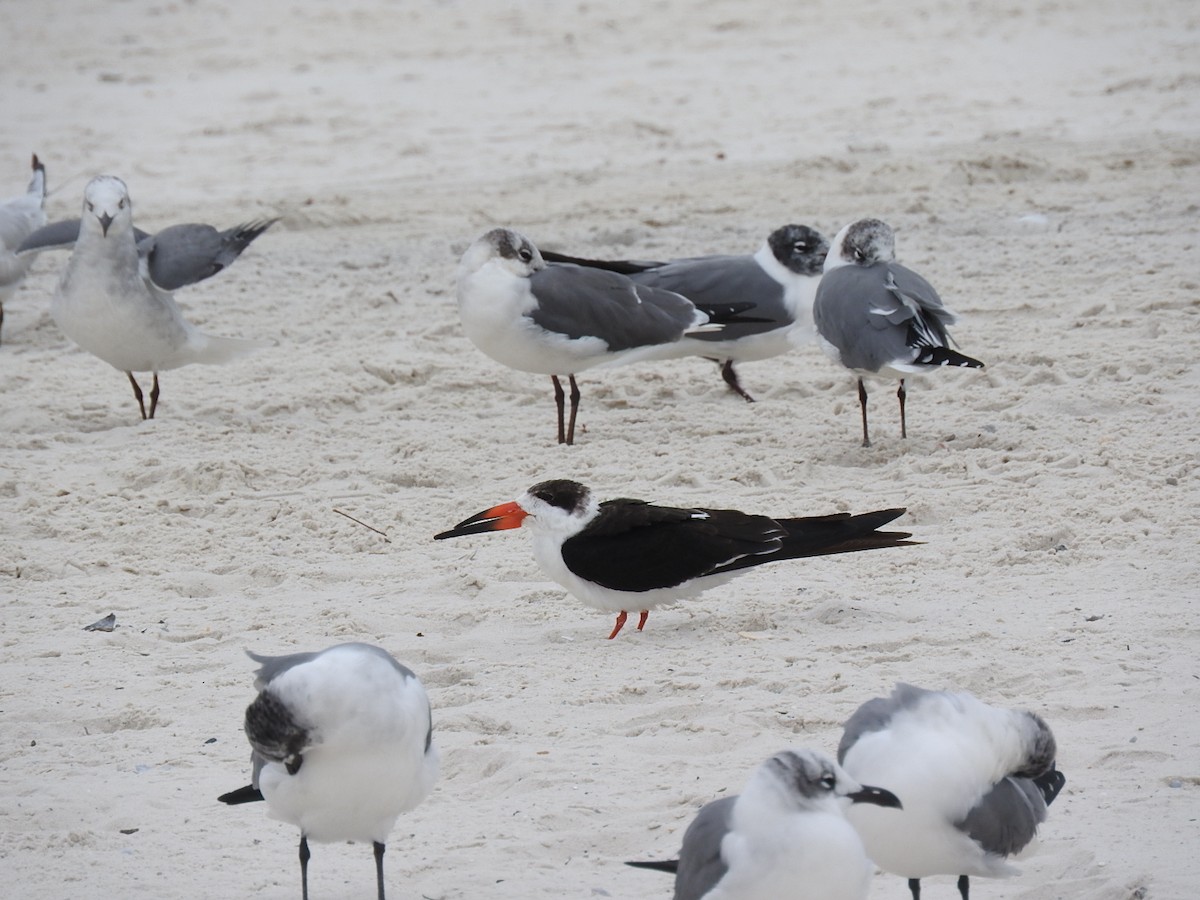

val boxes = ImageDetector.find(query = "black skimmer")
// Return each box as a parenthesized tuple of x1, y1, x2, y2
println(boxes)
(0, 154, 47, 346)
(627, 748, 902, 900)
(837, 683, 1066, 900)
(18, 175, 274, 420)
(219, 642, 439, 900)
(434, 479, 914, 638)
(811, 219, 984, 446)
(455, 227, 726, 445)
(542, 223, 830, 402)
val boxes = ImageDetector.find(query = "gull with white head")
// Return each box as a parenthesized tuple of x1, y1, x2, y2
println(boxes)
(22, 175, 274, 420)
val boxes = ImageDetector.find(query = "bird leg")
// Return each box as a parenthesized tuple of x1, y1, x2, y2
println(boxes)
(552, 375, 566, 444)
(857, 377, 870, 447)
(719, 359, 756, 403)
(299, 835, 311, 900)
(897, 378, 907, 439)
(148, 372, 160, 420)
(907, 877, 921, 899)
(636, 610, 649, 631)
(566, 375, 581, 445)
(126, 371, 148, 420)
(374, 841, 387, 900)
(608, 610, 629, 639)
(957, 874, 970, 900)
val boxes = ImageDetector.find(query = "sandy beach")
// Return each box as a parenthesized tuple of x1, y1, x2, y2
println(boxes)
(1, 0, 1197, 897)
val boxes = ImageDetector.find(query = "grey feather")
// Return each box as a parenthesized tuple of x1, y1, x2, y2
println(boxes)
(673, 795, 736, 900)
(141, 219, 277, 290)
(956, 776, 1047, 857)
(17, 218, 151, 255)
(18, 217, 273, 292)
(814, 262, 957, 371)
(630, 256, 789, 342)
(530, 263, 703, 351)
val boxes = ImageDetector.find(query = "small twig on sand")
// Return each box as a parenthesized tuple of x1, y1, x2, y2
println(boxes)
(333, 508, 391, 543)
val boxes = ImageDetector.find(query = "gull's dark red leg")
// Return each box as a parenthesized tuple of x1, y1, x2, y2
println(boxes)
(857, 376, 870, 447)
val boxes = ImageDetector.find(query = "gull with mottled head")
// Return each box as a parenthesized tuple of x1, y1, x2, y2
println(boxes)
(455, 227, 720, 445)
(627, 748, 902, 899)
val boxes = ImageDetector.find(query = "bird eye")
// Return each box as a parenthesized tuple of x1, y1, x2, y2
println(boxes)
(793, 241, 808, 252)
(533, 490, 552, 502)
(820, 775, 837, 790)
(853, 249, 865, 262)
(519, 248, 533, 262)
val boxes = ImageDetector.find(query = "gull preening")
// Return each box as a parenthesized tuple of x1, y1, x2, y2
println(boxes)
(812, 219, 984, 446)
(455, 227, 723, 445)
(435, 478, 914, 638)
(627, 748, 901, 899)
(542, 224, 830, 402)
(20, 175, 274, 420)
(219, 642, 439, 900)
(837, 683, 1066, 899)
(0, 154, 48, 345)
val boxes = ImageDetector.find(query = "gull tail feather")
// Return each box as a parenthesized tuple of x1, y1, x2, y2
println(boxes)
(191, 334, 274, 365)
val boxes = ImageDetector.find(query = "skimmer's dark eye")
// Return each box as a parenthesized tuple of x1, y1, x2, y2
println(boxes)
(819, 774, 837, 790)
(519, 247, 533, 262)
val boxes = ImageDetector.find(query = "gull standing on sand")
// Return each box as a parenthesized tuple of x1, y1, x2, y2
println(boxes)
(627, 748, 902, 899)
(837, 683, 1066, 900)
(812, 219, 984, 446)
(542, 224, 830, 402)
(455, 227, 721, 445)
(435, 478, 913, 638)
(219, 642, 439, 900)
(19, 175, 273, 419)
(0, 154, 48, 345)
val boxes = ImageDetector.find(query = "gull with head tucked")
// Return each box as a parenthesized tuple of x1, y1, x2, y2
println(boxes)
(812, 219, 984, 447)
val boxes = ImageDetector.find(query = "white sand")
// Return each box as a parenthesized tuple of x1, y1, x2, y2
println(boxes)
(1, 1, 1197, 897)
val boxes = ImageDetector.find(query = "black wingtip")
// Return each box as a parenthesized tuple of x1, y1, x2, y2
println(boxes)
(540, 248, 664, 275)
(31, 153, 43, 173)
(236, 218, 280, 242)
(218, 784, 265, 805)
(913, 346, 985, 369)
(625, 859, 679, 874)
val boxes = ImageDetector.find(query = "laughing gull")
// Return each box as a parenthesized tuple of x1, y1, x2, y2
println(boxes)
(627, 748, 902, 899)
(455, 227, 723, 445)
(811, 219, 984, 446)
(18, 175, 274, 420)
(218, 642, 439, 900)
(837, 683, 1066, 900)
(0, 154, 48, 346)
(542, 224, 830, 402)
(434, 478, 914, 638)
